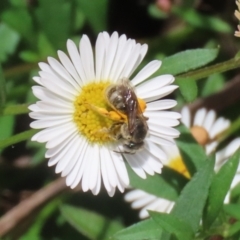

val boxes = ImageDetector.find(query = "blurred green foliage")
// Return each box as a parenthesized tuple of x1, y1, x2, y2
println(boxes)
(0, 0, 240, 239)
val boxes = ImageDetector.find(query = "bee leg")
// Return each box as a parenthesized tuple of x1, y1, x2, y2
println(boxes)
(86, 103, 124, 121)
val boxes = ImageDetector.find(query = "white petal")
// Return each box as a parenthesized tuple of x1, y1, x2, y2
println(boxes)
(140, 85, 178, 102)
(110, 150, 129, 187)
(108, 34, 127, 81)
(149, 124, 180, 138)
(57, 50, 82, 87)
(69, 143, 90, 188)
(32, 86, 73, 104)
(203, 110, 216, 132)
(121, 43, 142, 78)
(30, 117, 71, 129)
(209, 117, 230, 139)
(95, 33, 105, 81)
(131, 60, 162, 86)
(128, 44, 148, 77)
(100, 147, 113, 192)
(193, 108, 206, 126)
(45, 124, 77, 149)
(145, 111, 181, 121)
(67, 39, 87, 84)
(47, 57, 80, 90)
(181, 106, 191, 128)
(62, 138, 88, 178)
(124, 154, 147, 179)
(135, 75, 174, 95)
(79, 35, 95, 81)
(89, 145, 101, 190)
(147, 134, 175, 146)
(148, 117, 180, 127)
(146, 100, 177, 111)
(33, 76, 42, 85)
(101, 32, 119, 80)
(110, 39, 135, 82)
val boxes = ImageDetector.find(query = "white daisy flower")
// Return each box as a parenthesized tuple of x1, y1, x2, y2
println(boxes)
(29, 31, 180, 196)
(124, 188, 175, 219)
(125, 107, 233, 218)
(215, 138, 240, 203)
(181, 107, 230, 155)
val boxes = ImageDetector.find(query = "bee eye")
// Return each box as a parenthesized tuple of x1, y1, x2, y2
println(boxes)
(129, 142, 135, 148)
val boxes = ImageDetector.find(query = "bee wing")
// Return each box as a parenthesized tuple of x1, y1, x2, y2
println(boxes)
(119, 78, 143, 134)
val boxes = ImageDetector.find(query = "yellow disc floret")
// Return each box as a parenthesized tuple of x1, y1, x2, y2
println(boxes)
(73, 81, 146, 145)
(73, 81, 115, 144)
(168, 156, 190, 179)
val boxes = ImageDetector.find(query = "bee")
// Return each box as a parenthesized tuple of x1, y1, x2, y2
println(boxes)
(105, 78, 148, 154)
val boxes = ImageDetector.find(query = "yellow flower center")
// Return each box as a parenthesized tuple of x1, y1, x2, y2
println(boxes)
(190, 126, 209, 146)
(168, 156, 190, 179)
(73, 81, 146, 145)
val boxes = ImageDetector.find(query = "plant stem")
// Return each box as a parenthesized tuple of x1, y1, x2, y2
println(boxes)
(177, 57, 240, 80)
(2, 104, 30, 116)
(0, 129, 38, 149)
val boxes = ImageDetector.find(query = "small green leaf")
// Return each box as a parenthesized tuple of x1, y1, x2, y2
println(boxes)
(226, 221, 240, 237)
(61, 204, 124, 240)
(0, 129, 37, 150)
(35, 0, 71, 49)
(0, 115, 14, 141)
(224, 204, 240, 220)
(158, 48, 219, 75)
(176, 77, 198, 102)
(200, 73, 225, 97)
(2, 104, 29, 116)
(19, 50, 40, 62)
(148, 4, 168, 19)
(0, 65, 6, 112)
(113, 219, 162, 240)
(149, 212, 194, 240)
(127, 163, 188, 201)
(2, 8, 35, 44)
(174, 8, 231, 33)
(176, 125, 208, 175)
(203, 151, 240, 228)
(76, 0, 108, 34)
(171, 159, 214, 233)
(178, 57, 240, 81)
(0, 23, 20, 62)
(20, 199, 59, 240)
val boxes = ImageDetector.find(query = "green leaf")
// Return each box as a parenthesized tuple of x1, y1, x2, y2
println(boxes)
(226, 221, 240, 237)
(148, 4, 168, 19)
(76, 0, 108, 34)
(171, 159, 214, 233)
(149, 212, 194, 240)
(0, 129, 37, 150)
(174, 8, 231, 33)
(0, 23, 20, 62)
(224, 204, 240, 220)
(35, 0, 71, 49)
(60, 204, 124, 240)
(176, 125, 208, 175)
(177, 57, 240, 81)
(176, 77, 198, 102)
(203, 151, 240, 228)
(20, 199, 59, 240)
(0, 65, 6, 112)
(2, 104, 29, 116)
(200, 73, 225, 97)
(113, 219, 162, 240)
(2, 8, 35, 44)
(127, 163, 188, 201)
(0, 115, 14, 141)
(158, 48, 219, 75)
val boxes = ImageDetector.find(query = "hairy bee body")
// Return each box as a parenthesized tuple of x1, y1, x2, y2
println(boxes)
(105, 78, 148, 154)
